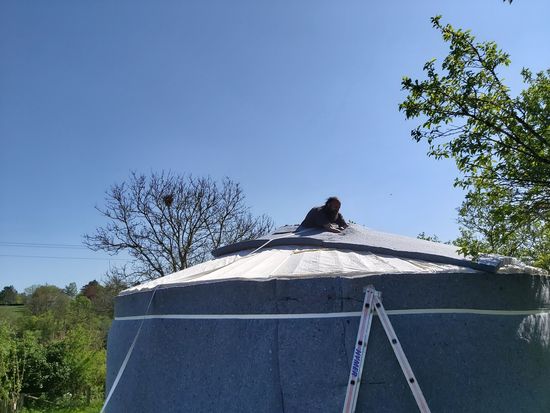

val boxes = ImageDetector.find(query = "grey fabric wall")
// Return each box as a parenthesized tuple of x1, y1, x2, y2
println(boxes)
(105, 273, 550, 412)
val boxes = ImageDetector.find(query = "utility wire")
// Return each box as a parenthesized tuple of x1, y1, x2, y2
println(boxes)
(0, 241, 87, 249)
(0, 242, 131, 261)
(0, 254, 129, 261)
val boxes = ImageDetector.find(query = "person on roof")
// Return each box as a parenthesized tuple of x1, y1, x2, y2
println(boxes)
(300, 196, 349, 233)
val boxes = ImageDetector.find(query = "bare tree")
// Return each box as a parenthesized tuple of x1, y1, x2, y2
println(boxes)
(84, 172, 274, 284)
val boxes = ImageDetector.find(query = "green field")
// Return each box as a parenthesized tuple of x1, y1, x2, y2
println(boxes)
(0, 305, 26, 323)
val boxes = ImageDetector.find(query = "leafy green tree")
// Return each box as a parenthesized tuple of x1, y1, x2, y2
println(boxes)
(11, 281, 110, 410)
(0, 323, 38, 412)
(62, 325, 106, 403)
(65, 296, 95, 327)
(79, 280, 114, 317)
(90, 284, 116, 318)
(0, 286, 18, 305)
(17, 331, 47, 405)
(24, 311, 66, 343)
(454, 190, 550, 269)
(17, 327, 105, 407)
(27, 285, 70, 317)
(400, 16, 550, 269)
(80, 280, 102, 301)
(416, 232, 442, 243)
(63, 282, 78, 299)
(23, 285, 39, 297)
(0, 323, 15, 410)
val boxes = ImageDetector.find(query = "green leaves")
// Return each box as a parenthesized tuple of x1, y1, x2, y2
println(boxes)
(400, 17, 550, 270)
(0, 282, 112, 411)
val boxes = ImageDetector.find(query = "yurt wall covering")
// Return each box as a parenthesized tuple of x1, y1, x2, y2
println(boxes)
(104, 225, 550, 413)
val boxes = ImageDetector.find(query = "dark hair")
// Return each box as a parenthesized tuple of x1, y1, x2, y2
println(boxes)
(325, 196, 340, 207)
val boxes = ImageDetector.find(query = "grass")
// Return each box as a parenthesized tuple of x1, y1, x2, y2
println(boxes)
(22, 400, 103, 413)
(0, 305, 25, 324)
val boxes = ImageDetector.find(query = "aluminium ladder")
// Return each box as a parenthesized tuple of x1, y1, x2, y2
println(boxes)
(342, 286, 431, 413)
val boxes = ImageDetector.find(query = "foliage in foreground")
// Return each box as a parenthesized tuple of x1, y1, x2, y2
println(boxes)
(401, 16, 550, 269)
(22, 400, 103, 413)
(0, 280, 122, 412)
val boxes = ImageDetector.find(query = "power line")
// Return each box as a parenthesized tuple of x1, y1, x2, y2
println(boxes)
(0, 254, 129, 261)
(0, 241, 88, 249)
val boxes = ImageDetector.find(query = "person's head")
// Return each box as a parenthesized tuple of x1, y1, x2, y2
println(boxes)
(324, 196, 341, 213)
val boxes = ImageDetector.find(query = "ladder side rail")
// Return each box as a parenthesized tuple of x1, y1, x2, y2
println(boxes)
(373, 295, 432, 413)
(350, 290, 376, 413)
(342, 289, 375, 413)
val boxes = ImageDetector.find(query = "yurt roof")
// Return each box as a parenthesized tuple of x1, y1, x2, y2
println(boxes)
(121, 224, 545, 295)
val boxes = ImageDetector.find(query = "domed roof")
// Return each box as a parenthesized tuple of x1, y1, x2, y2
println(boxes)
(121, 224, 544, 295)
(213, 224, 493, 269)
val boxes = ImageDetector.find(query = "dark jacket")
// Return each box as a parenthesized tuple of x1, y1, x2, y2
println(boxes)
(300, 206, 348, 229)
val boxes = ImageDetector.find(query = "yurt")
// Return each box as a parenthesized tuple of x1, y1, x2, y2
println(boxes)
(103, 224, 550, 412)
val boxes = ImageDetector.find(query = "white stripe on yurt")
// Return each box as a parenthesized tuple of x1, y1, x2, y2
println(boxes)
(114, 308, 550, 321)
(101, 286, 159, 413)
(101, 238, 307, 412)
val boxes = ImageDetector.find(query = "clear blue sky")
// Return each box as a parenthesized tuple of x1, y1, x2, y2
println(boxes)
(1, 0, 549, 292)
